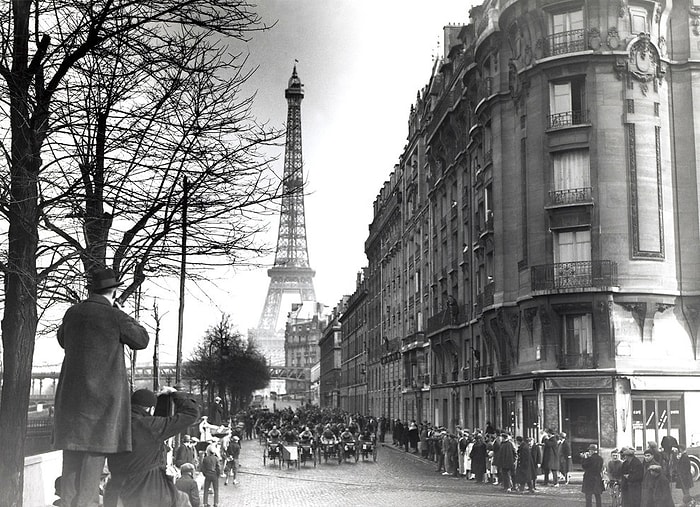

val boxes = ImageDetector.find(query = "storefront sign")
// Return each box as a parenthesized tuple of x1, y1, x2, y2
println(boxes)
(494, 379, 534, 392)
(629, 376, 700, 391)
(545, 376, 612, 390)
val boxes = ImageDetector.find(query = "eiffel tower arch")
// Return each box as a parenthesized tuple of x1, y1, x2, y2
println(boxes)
(250, 65, 316, 367)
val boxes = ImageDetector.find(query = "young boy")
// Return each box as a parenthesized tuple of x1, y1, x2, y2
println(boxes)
(200, 447, 220, 507)
(224, 435, 241, 485)
(175, 463, 200, 507)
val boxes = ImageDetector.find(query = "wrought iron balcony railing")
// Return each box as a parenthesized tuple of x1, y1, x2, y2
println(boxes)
(531, 260, 618, 291)
(557, 353, 598, 370)
(547, 109, 589, 129)
(540, 29, 587, 57)
(547, 187, 593, 207)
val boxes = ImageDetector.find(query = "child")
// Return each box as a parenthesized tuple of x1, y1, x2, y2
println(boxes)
(224, 435, 241, 485)
(200, 448, 220, 507)
(175, 463, 200, 507)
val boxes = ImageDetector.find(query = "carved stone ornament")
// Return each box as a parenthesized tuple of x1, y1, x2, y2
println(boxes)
(508, 60, 522, 100)
(589, 27, 602, 51)
(607, 27, 621, 50)
(620, 302, 647, 339)
(628, 35, 659, 83)
(619, 0, 628, 18)
(692, 2, 700, 37)
(658, 36, 667, 57)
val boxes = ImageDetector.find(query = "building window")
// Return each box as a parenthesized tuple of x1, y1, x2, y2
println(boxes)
(629, 6, 648, 35)
(632, 397, 683, 452)
(550, 150, 591, 205)
(548, 7, 585, 55)
(563, 314, 592, 355)
(554, 229, 591, 288)
(549, 77, 586, 128)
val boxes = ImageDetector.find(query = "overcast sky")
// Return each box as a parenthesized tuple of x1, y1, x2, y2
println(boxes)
(35, 1, 476, 366)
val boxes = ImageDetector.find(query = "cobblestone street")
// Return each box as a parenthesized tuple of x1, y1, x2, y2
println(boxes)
(209, 437, 593, 507)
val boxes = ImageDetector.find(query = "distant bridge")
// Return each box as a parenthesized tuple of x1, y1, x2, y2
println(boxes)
(29, 363, 305, 402)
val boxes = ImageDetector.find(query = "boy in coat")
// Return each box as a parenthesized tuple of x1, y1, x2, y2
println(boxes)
(175, 463, 200, 507)
(54, 268, 149, 506)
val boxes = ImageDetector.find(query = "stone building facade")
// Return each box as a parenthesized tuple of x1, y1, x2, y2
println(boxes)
(353, 0, 700, 459)
(338, 270, 369, 414)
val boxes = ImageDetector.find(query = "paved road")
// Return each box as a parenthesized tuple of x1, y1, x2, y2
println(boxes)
(208, 438, 594, 507)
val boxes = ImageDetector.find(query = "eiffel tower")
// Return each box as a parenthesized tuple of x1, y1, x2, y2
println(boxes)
(252, 65, 316, 366)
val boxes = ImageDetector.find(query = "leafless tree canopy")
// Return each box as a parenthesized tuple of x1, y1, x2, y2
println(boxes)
(0, 2, 288, 504)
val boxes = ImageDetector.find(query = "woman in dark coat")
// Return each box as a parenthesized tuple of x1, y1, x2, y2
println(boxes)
(470, 435, 488, 482)
(514, 437, 536, 492)
(541, 431, 560, 485)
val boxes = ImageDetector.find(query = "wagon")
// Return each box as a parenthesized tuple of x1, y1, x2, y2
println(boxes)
(298, 442, 317, 467)
(359, 440, 377, 462)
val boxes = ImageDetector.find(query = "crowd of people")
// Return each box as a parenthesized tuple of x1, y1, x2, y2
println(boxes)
(386, 418, 696, 507)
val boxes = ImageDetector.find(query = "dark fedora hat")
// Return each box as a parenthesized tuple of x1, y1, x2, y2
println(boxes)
(90, 268, 123, 291)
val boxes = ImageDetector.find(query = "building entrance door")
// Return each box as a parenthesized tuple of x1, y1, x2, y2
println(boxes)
(562, 397, 598, 464)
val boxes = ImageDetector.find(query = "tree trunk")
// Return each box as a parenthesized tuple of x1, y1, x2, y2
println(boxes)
(0, 3, 43, 504)
(0, 86, 41, 507)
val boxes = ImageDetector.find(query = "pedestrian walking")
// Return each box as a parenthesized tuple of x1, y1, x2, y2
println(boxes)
(103, 387, 199, 507)
(223, 435, 241, 485)
(53, 268, 150, 507)
(581, 444, 604, 507)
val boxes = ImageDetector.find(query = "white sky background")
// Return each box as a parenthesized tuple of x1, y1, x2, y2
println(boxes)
(33, 0, 476, 367)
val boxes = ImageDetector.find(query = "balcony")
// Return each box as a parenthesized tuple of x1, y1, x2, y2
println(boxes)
(462, 367, 471, 381)
(441, 372, 448, 384)
(451, 370, 459, 382)
(546, 187, 593, 207)
(499, 361, 511, 376)
(426, 304, 469, 333)
(539, 29, 587, 57)
(477, 364, 494, 378)
(547, 109, 589, 129)
(558, 353, 598, 370)
(531, 260, 618, 291)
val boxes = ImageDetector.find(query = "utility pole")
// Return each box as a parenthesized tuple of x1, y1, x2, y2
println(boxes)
(153, 302, 161, 392)
(176, 176, 188, 385)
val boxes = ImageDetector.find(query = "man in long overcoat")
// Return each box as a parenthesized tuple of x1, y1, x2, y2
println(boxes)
(104, 388, 200, 507)
(621, 447, 644, 507)
(541, 430, 560, 486)
(581, 444, 604, 507)
(514, 436, 536, 493)
(54, 268, 149, 506)
(469, 434, 488, 482)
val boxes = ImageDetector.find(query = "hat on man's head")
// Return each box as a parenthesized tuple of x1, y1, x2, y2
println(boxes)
(131, 389, 157, 408)
(588, 444, 598, 452)
(90, 268, 123, 292)
(621, 447, 636, 456)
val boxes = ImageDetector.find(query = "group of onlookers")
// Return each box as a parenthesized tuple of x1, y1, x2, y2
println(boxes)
(387, 419, 696, 506)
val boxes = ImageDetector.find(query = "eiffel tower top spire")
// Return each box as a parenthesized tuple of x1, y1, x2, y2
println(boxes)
(256, 64, 316, 336)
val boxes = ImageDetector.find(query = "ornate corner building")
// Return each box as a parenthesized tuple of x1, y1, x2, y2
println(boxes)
(347, 0, 700, 458)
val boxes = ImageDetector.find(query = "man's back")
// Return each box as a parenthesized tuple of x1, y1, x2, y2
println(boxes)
(175, 475, 200, 507)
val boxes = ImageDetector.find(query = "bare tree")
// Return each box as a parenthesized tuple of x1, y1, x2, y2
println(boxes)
(0, 2, 280, 504)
